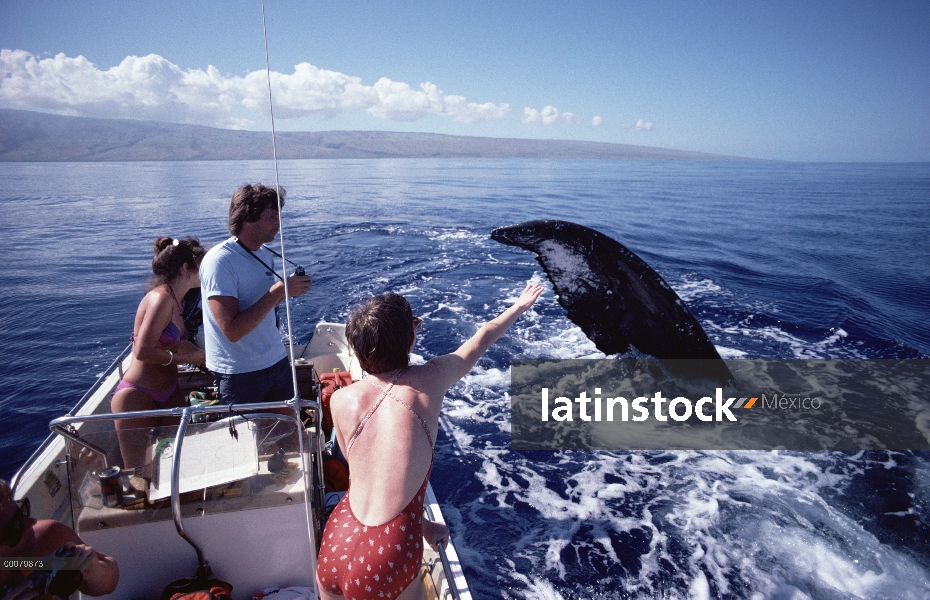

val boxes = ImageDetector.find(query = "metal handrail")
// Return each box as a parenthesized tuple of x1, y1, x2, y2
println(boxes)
(424, 503, 463, 600)
(49, 425, 110, 469)
(170, 407, 209, 576)
(49, 399, 326, 507)
(48, 398, 327, 587)
(73, 343, 135, 412)
(9, 433, 63, 498)
(9, 343, 134, 496)
(47, 398, 322, 427)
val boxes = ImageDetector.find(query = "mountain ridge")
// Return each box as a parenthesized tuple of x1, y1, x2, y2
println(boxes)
(0, 109, 742, 162)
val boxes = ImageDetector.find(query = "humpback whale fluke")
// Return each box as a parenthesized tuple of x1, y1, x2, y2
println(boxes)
(492, 220, 733, 383)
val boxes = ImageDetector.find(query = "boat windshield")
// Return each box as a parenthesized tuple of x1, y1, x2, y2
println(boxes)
(51, 407, 323, 596)
(63, 414, 313, 522)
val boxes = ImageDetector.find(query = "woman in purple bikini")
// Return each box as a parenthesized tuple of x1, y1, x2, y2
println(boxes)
(111, 237, 206, 468)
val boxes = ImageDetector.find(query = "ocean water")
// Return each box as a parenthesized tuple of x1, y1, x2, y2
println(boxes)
(1, 159, 928, 599)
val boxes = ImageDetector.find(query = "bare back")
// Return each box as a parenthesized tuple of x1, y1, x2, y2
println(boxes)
(332, 284, 544, 525)
(332, 364, 446, 525)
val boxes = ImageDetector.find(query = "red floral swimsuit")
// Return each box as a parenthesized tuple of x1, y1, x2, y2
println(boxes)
(317, 369, 434, 599)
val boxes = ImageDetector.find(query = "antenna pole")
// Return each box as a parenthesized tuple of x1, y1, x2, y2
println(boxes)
(260, 0, 301, 402)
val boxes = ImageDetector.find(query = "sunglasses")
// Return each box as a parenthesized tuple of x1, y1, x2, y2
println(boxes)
(412, 316, 423, 332)
(1, 497, 30, 547)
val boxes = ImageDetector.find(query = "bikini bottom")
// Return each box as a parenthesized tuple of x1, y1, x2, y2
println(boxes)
(115, 379, 178, 406)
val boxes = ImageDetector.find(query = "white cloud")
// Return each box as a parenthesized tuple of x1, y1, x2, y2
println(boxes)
(0, 49, 509, 128)
(592, 115, 602, 127)
(636, 119, 654, 131)
(367, 80, 509, 123)
(522, 105, 576, 125)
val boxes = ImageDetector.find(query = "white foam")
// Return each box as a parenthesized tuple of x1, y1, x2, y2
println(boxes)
(442, 411, 930, 598)
(674, 278, 725, 303)
(910, 394, 930, 446)
(709, 322, 865, 359)
(715, 345, 747, 359)
(505, 560, 568, 600)
(687, 570, 710, 600)
(428, 229, 486, 243)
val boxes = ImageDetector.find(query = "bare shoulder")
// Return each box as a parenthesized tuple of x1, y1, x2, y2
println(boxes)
(329, 383, 364, 420)
(146, 286, 174, 308)
(139, 286, 173, 317)
(31, 520, 82, 555)
(404, 363, 450, 404)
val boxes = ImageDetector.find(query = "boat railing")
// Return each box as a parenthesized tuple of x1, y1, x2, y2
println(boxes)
(47, 397, 327, 526)
(424, 502, 463, 600)
(11, 324, 355, 497)
(8, 343, 134, 495)
(45, 399, 327, 597)
(74, 343, 135, 412)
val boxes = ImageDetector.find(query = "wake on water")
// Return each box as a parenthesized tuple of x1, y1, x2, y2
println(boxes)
(354, 226, 930, 599)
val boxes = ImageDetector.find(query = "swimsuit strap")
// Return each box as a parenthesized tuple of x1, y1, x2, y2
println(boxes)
(346, 368, 407, 456)
(360, 370, 434, 451)
(167, 283, 180, 312)
(129, 286, 179, 343)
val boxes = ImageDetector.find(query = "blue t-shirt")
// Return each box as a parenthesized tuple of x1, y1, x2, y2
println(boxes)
(200, 237, 286, 374)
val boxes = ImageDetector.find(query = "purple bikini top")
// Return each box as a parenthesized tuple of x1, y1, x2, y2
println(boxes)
(130, 290, 188, 345)
(129, 321, 187, 345)
(158, 321, 187, 345)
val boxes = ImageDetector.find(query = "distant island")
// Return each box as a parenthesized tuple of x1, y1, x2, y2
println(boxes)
(0, 109, 739, 162)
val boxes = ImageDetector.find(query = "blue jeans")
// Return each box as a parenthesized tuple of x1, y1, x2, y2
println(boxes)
(217, 357, 294, 405)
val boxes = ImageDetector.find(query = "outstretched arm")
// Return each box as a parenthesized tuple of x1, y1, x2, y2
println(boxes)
(427, 283, 543, 389)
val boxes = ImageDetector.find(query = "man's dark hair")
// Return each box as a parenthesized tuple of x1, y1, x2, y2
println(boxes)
(228, 184, 286, 236)
(346, 293, 415, 374)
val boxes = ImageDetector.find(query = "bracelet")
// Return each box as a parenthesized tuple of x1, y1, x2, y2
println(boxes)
(162, 350, 174, 366)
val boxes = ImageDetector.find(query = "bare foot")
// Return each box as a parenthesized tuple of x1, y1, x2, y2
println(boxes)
(422, 518, 450, 551)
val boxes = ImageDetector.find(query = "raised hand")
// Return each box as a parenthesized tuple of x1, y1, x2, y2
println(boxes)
(513, 283, 544, 312)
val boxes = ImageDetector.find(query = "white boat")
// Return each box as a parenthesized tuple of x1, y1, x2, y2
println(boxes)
(9, 322, 471, 600)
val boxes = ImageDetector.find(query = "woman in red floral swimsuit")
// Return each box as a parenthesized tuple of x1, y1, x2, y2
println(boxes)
(317, 283, 543, 600)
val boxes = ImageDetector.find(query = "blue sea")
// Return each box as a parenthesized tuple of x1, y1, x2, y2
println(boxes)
(1, 159, 928, 599)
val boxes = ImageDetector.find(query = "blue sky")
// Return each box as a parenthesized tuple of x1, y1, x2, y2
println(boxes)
(1, 0, 928, 161)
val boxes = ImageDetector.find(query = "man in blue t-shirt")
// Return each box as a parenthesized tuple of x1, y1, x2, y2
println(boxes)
(200, 184, 312, 404)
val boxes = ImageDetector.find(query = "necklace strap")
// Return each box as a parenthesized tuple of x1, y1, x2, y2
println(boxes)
(260, 244, 300, 267)
(236, 239, 283, 281)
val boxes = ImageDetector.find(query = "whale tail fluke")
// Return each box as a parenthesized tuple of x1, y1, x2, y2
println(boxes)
(491, 219, 734, 385)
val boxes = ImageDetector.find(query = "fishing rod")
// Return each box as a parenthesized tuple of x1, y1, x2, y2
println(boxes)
(259, 3, 321, 585)
(259, 0, 301, 396)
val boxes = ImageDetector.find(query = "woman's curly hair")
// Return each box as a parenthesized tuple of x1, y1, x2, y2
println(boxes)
(151, 236, 205, 287)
